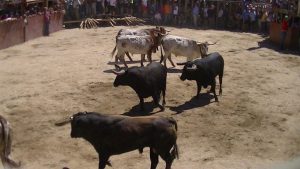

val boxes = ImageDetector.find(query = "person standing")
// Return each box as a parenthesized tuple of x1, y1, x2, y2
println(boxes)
(172, 2, 178, 25)
(280, 15, 289, 50)
(43, 7, 50, 36)
(217, 7, 223, 29)
(192, 2, 199, 27)
(203, 4, 208, 28)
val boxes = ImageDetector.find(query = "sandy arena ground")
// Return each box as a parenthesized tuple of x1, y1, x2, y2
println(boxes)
(0, 26, 300, 169)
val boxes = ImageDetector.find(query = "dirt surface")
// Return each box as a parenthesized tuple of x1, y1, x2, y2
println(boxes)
(0, 26, 300, 169)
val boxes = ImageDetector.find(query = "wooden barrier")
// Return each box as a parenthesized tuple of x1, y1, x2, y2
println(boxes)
(0, 11, 64, 50)
(0, 19, 25, 49)
(269, 22, 300, 49)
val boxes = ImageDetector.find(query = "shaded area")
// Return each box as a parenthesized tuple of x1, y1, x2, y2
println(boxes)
(167, 68, 182, 74)
(169, 94, 214, 114)
(122, 101, 162, 116)
(247, 38, 300, 55)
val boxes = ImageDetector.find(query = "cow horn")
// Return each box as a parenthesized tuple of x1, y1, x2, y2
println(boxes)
(177, 62, 188, 66)
(55, 116, 73, 126)
(112, 69, 125, 75)
(187, 64, 197, 70)
(206, 41, 218, 45)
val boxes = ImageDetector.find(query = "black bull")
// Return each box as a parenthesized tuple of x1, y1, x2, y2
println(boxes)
(113, 62, 167, 111)
(55, 112, 179, 169)
(178, 52, 224, 102)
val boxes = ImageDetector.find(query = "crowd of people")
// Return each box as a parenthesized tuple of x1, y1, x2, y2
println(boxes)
(64, 0, 279, 34)
(0, 2, 63, 21)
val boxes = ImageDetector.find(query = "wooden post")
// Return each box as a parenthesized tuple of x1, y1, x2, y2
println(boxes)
(298, 0, 300, 17)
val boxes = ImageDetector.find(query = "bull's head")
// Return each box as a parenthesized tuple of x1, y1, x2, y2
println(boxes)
(177, 62, 198, 81)
(112, 65, 129, 87)
(196, 41, 218, 58)
(55, 112, 88, 138)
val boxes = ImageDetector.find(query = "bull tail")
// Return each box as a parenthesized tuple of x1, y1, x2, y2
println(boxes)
(168, 117, 179, 159)
(0, 117, 21, 168)
(171, 143, 179, 160)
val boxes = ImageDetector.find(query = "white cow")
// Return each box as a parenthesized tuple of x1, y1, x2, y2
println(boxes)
(160, 35, 211, 67)
(114, 27, 167, 63)
(0, 115, 20, 169)
(112, 35, 161, 68)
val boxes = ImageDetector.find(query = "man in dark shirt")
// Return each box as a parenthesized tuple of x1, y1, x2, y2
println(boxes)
(43, 7, 50, 36)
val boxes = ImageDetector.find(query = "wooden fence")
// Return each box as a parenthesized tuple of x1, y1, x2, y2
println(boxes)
(0, 11, 64, 50)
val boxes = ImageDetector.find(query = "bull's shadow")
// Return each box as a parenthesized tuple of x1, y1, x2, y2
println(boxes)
(107, 60, 141, 66)
(169, 93, 214, 114)
(122, 102, 162, 116)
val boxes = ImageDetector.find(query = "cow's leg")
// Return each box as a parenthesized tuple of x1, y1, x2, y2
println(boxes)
(119, 54, 128, 68)
(141, 54, 145, 67)
(167, 55, 176, 67)
(150, 148, 159, 169)
(139, 97, 145, 111)
(211, 79, 218, 102)
(125, 52, 133, 61)
(147, 51, 153, 63)
(98, 155, 109, 169)
(196, 81, 202, 98)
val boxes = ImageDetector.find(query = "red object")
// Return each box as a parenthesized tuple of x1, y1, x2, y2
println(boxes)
(281, 20, 288, 32)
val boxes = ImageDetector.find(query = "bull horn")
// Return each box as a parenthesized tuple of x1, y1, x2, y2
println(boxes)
(187, 64, 197, 70)
(112, 69, 125, 75)
(55, 116, 73, 126)
(177, 62, 188, 66)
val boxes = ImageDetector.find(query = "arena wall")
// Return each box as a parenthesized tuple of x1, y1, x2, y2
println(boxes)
(0, 12, 64, 50)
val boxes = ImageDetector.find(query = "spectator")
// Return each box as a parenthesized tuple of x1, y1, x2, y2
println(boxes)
(249, 9, 256, 32)
(172, 2, 178, 25)
(203, 4, 208, 27)
(141, 0, 147, 17)
(217, 7, 224, 29)
(163, 1, 171, 25)
(128, 0, 134, 16)
(154, 11, 162, 25)
(73, 0, 81, 19)
(242, 9, 249, 31)
(43, 7, 50, 36)
(259, 10, 268, 34)
(280, 15, 289, 50)
(109, 0, 116, 16)
(192, 2, 199, 27)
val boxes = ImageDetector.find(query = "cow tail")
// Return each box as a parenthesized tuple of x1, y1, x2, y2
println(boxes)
(0, 117, 21, 168)
(111, 45, 117, 58)
(160, 45, 164, 63)
(168, 118, 179, 159)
